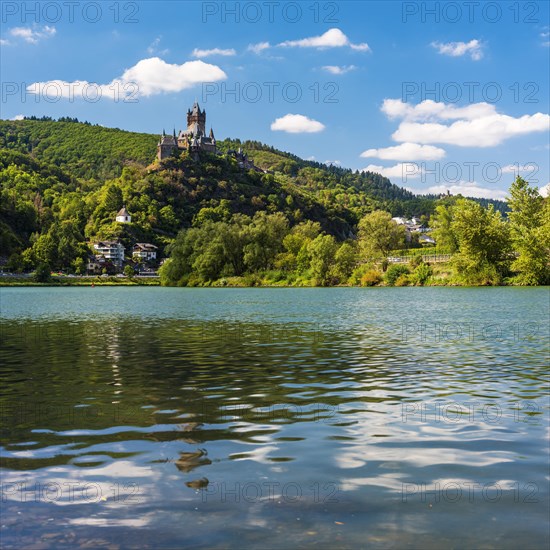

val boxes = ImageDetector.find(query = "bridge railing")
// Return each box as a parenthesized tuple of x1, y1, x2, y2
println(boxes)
(387, 254, 453, 264)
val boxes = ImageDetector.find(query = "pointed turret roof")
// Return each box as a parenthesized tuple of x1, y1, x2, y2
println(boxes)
(191, 101, 202, 115)
(117, 206, 130, 217)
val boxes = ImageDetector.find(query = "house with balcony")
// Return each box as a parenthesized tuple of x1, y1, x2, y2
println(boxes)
(92, 241, 125, 268)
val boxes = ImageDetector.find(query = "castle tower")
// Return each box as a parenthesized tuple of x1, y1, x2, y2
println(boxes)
(157, 102, 216, 162)
(157, 128, 178, 161)
(187, 102, 206, 135)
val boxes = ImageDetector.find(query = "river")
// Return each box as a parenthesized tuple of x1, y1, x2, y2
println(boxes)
(1, 287, 548, 548)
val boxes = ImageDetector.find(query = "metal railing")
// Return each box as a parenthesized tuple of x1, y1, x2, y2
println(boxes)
(387, 254, 453, 264)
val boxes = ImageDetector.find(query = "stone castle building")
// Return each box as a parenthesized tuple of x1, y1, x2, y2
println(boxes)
(157, 102, 216, 161)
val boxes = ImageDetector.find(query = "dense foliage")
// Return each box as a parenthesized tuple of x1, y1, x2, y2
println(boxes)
(430, 179, 549, 286)
(1, 119, 544, 287)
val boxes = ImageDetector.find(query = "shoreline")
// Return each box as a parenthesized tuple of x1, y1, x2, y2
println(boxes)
(0, 276, 160, 287)
(0, 278, 545, 288)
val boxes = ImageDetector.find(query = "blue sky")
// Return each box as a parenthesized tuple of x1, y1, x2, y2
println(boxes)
(1, 1, 549, 198)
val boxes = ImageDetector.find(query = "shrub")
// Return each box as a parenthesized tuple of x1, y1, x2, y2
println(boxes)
(348, 264, 372, 285)
(34, 263, 52, 283)
(243, 273, 261, 286)
(360, 270, 383, 287)
(413, 263, 433, 285)
(409, 255, 423, 268)
(395, 274, 410, 286)
(385, 264, 410, 286)
(264, 269, 286, 283)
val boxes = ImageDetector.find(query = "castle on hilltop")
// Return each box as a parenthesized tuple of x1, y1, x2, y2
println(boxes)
(157, 102, 216, 161)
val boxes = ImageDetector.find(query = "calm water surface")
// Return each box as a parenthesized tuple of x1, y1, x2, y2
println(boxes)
(1, 287, 549, 549)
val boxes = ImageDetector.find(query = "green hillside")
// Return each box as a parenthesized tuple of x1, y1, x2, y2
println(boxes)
(0, 117, 511, 278)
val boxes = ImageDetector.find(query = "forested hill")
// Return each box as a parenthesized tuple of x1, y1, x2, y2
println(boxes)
(0, 119, 416, 204)
(0, 118, 508, 270)
(0, 118, 159, 180)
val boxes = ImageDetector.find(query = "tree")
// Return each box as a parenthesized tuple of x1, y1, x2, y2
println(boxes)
(34, 262, 51, 282)
(507, 176, 549, 285)
(450, 199, 511, 285)
(73, 257, 85, 275)
(358, 210, 405, 260)
(333, 242, 358, 282)
(430, 203, 458, 252)
(308, 234, 338, 286)
(218, 215, 250, 276)
(243, 212, 289, 272)
(278, 221, 321, 272)
(102, 183, 123, 214)
(124, 265, 134, 278)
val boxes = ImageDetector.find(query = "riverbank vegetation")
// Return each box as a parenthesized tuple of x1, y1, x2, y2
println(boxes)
(161, 177, 549, 287)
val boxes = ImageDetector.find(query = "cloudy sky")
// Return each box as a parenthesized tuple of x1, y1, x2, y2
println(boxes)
(1, 1, 549, 198)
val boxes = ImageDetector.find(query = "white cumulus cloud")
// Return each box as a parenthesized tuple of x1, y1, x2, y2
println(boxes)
(362, 163, 422, 180)
(247, 42, 270, 54)
(381, 99, 550, 148)
(431, 39, 484, 60)
(278, 28, 370, 52)
(10, 114, 24, 121)
(539, 183, 550, 197)
(392, 114, 550, 147)
(27, 57, 227, 99)
(381, 99, 496, 121)
(119, 58, 226, 95)
(271, 114, 325, 134)
(9, 25, 56, 44)
(361, 142, 446, 161)
(147, 36, 169, 56)
(191, 47, 236, 58)
(321, 65, 356, 75)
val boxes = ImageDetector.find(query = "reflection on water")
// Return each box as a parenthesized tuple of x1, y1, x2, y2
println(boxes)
(0, 287, 549, 549)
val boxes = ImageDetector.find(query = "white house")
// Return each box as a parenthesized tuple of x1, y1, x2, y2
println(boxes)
(93, 241, 125, 267)
(116, 206, 131, 223)
(132, 243, 158, 261)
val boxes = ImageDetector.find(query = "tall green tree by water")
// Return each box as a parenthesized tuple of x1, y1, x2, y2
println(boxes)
(507, 176, 550, 285)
